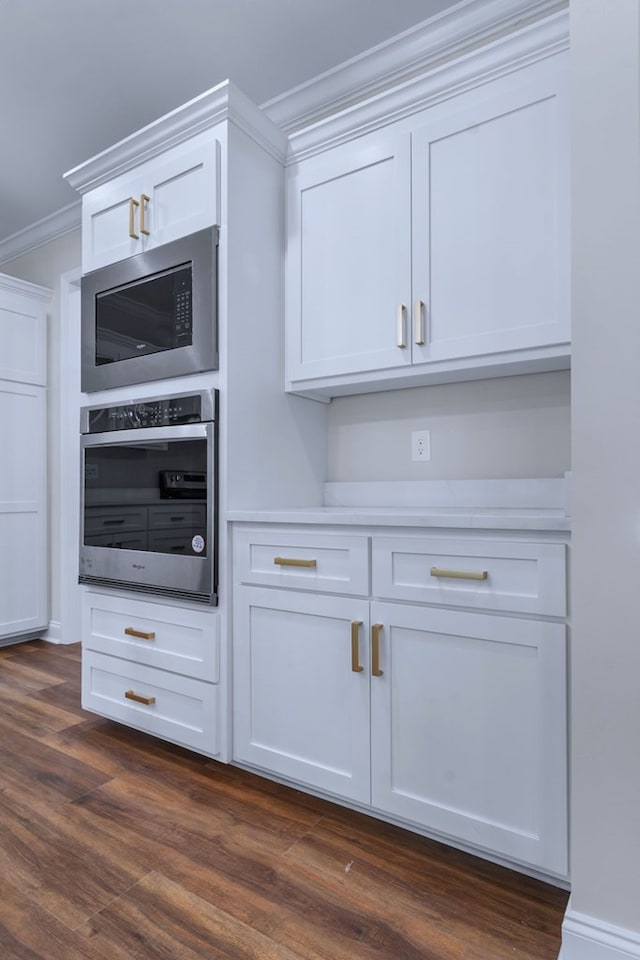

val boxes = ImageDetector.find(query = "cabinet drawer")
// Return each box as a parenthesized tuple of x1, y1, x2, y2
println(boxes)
(234, 528, 369, 595)
(372, 537, 566, 616)
(82, 651, 219, 757)
(85, 506, 147, 535)
(82, 591, 218, 681)
(148, 503, 206, 530)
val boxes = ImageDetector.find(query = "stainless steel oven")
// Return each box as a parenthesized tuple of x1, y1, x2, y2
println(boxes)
(79, 389, 218, 604)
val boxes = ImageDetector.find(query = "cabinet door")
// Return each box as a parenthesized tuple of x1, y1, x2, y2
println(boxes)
(369, 601, 567, 875)
(411, 58, 569, 365)
(0, 382, 47, 641)
(233, 586, 371, 802)
(286, 132, 412, 383)
(82, 133, 220, 272)
(0, 279, 47, 385)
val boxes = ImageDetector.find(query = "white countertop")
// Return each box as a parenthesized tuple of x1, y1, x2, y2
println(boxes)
(226, 506, 570, 531)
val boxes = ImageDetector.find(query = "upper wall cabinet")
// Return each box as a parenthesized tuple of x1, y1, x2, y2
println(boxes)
(285, 54, 569, 399)
(81, 130, 220, 274)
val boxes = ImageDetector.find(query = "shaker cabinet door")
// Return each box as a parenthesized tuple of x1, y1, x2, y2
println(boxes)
(286, 131, 412, 384)
(411, 61, 570, 365)
(233, 586, 371, 803)
(369, 601, 568, 875)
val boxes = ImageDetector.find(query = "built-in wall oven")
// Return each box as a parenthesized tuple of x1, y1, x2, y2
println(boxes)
(79, 389, 218, 604)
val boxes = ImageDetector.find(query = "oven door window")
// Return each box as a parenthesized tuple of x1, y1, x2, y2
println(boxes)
(83, 437, 208, 557)
(95, 264, 193, 365)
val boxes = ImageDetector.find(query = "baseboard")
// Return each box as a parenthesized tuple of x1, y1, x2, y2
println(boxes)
(41, 621, 72, 645)
(561, 905, 640, 959)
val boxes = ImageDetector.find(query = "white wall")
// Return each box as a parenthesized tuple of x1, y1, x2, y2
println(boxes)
(328, 370, 570, 481)
(1, 229, 81, 636)
(569, 0, 640, 942)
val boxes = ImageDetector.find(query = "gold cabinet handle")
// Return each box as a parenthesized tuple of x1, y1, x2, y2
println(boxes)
(273, 557, 317, 568)
(125, 690, 156, 706)
(430, 566, 488, 581)
(139, 193, 150, 236)
(124, 627, 156, 641)
(351, 620, 363, 673)
(371, 623, 384, 677)
(413, 299, 426, 345)
(128, 197, 139, 239)
(396, 304, 407, 348)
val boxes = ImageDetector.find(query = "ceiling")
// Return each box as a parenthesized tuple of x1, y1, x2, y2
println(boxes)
(0, 0, 460, 245)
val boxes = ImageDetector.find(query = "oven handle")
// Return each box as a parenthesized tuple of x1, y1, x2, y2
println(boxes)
(80, 422, 211, 446)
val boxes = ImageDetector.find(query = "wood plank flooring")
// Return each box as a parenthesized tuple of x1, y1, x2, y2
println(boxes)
(0, 639, 568, 959)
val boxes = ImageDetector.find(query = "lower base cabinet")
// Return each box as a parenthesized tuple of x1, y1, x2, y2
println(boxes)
(232, 525, 568, 879)
(82, 589, 220, 758)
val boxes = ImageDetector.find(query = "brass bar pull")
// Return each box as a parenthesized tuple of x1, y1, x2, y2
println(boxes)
(351, 621, 363, 673)
(125, 690, 156, 706)
(396, 304, 407, 348)
(139, 193, 150, 235)
(273, 557, 317, 568)
(124, 627, 156, 641)
(371, 623, 384, 677)
(430, 567, 488, 581)
(128, 197, 139, 239)
(413, 299, 426, 345)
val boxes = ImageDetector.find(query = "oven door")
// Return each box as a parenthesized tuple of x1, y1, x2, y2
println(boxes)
(80, 422, 216, 603)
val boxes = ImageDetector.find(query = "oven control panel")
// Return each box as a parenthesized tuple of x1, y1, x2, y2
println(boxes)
(81, 390, 217, 433)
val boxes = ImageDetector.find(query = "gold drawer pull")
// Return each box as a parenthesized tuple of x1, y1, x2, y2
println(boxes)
(139, 193, 150, 235)
(371, 623, 384, 677)
(124, 627, 156, 641)
(351, 621, 363, 673)
(273, 557, 317, 568)
(430, 567, 488, 581)
(125, 690, 156, 706)
(128, 197, 139, 239)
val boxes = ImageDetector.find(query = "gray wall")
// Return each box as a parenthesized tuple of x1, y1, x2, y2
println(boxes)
(570, 0, 640, 933)
(327, 370, 570, 481)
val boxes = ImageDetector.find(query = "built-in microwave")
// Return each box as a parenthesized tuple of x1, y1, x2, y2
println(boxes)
(81, 227, 218, 393)
(79, 389, 218, 604)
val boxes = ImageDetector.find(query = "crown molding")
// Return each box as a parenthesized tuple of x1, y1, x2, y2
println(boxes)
(64, 80, 288, 196)
(281, 7, 569, 163)
(0, 202, 81, 268)
(262, 0, 568, 136)
(0, 271, 53, 303)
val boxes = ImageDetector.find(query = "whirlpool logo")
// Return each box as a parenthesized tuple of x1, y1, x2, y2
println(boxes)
(132, 563, 146, 570)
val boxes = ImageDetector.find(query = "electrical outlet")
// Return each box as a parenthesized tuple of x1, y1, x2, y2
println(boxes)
(411, 430, 431, 462)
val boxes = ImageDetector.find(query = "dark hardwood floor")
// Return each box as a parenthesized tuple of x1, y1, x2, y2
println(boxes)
(0, 639, 568, 959)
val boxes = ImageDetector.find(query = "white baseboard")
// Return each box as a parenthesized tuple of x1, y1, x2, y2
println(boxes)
(561, 906, 640, 959)
(41, 621, 76, 645)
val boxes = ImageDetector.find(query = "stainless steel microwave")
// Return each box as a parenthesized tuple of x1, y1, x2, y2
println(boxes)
(81, 227, 218, 392)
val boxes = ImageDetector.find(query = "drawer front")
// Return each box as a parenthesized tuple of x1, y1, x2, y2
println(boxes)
(372, 537, 566, 616)
(82, 591, 218, 681)
(148, 503, 207, 530)
(82, 651, 219, 757)
(234, 528, 369, 596)
(85, 506, 147, 535)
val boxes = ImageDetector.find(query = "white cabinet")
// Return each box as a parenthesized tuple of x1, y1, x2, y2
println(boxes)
(232, 524, 568, 877)
(82, 590, 220, 756)
(286, 55, 569, 398)
(81, 131, 220, 273)
(0, 275, 51, 644)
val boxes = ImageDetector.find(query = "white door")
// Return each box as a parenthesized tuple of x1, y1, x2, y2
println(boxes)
(411, 58, 570, 365)
(369, 601, 568, 874)
(233, 586, 371, 802)
(286, 131, 412, 383)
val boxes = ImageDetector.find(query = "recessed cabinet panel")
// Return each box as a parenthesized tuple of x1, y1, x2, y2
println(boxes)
(0, 512, 47, 638)
(412, 77, 569, 363)
(369, 602, 568, 874)
(0, 299, 46, 386)
(233, 587, 371, 802)
(287, 133, 411, 381)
